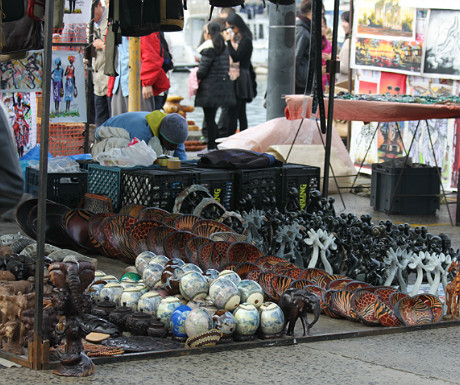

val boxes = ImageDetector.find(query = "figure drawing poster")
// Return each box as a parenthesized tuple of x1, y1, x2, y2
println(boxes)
(50, 51, 87, 123)
(0, 93, 37, 157)
(422, 10, 460, 79)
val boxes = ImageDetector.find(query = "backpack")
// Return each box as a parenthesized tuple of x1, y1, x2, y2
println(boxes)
(159, 32, 174, 73)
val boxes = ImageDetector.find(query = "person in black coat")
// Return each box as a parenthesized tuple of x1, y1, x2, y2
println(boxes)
(0, 101, 23, 216)
(222, 13, 256, 136)
(195, 21, 235, 153)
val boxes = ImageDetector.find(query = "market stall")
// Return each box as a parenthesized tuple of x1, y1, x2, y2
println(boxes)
(1, 0, 460, 376)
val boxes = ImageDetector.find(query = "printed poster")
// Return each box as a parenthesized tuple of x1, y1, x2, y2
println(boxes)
(50, 51, 87, 123)
(422, 10, 460, 79)
(0, 51, 43, 93)
(355, 0, 416, 40)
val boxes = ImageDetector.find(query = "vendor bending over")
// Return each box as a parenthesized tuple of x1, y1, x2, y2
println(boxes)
(91, 111, 188, 160)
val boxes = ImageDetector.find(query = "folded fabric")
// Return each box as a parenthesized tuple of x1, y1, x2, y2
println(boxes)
(197, 148, 283, 169)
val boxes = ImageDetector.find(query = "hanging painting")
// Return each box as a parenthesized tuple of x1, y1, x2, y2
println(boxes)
(0, 51, 43, 92)
(50, 50, 87, 123)
(0, 93, 37, 157)
(355, 0, 416, 40)
(422, 9, 460, 79)
(379, 71, 407, 95)
(353, 37, 423, 74)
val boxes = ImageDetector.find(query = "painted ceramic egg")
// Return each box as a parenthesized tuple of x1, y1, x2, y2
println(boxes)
(99, 282, 124, 305)
(238, 279, 264, 308)
(184, 307, 213, 338)
(142, 262, 165, 288)
(204, 269, 220, 283)
(99, 275, 119, 283)
(88, 282, 105, 300)
(91, 270, 107, 284)
(209, 277, 241, 311)
(120, 281, 138, 290)
(157, 296, 182, 327)
(119, 286, 143, 310)
(233, 303, 260, 336)
(121, 272, 141, 283)
(179, 271, 209, 301)
(259, 302, 285, 335)
(169, 305, 192, 338)
(137, 291, 163, 315)
(161, 265, 185, 295)
(151, 255, 170, 266)
(164, 258, 186, 268)
(212, 310, 237, 337)
(182, 263, 203, 274)
(135, 251, 156, 274)
(218, 270, 241, 286)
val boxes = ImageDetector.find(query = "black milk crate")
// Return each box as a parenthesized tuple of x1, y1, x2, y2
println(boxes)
(281, 163, 321, 211)
(87, 164, 155, 211)
(370, 162, 440, 215)
(193, 168, 234, 210)
(76, 159, 97, 171)
(121, 169, 194, 211)
(232, 167, 282, 211)
(25, 166, 87, 208)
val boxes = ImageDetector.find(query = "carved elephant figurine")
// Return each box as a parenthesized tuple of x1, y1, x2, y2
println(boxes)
(278, 288, 321, 337)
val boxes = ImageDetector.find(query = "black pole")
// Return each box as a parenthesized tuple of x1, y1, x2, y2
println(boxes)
(266, 2, 296, 120)
(33, 0, 54, 370)
(322, 0, 340, 196)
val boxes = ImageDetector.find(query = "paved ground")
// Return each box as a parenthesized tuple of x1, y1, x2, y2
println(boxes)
(0, 326, 459, 385)
(1, 182, 459, 384)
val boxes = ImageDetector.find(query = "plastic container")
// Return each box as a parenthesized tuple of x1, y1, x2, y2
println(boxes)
(370, 162, 440, 215)
(25, 166, 87, 208)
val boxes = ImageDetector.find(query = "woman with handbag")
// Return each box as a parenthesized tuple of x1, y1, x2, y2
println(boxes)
(195, 21, 235, 154)
(222, 13, 255, 136)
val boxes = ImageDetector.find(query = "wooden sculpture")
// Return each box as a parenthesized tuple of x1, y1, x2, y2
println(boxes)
(48, 256, 95, 377)
(278, 288, 321, 337)
(446, 261, 460, 319)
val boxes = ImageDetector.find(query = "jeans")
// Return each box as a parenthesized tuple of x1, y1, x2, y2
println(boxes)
(94, 95, 111, 127)
(173, 143, 187, 160)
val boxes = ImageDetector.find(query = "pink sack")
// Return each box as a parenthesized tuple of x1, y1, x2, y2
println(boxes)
(188, 67, 200, 99)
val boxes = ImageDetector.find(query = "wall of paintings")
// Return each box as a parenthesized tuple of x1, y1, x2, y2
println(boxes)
(349, 1, 460, 190)
(0, 0, 91, 157)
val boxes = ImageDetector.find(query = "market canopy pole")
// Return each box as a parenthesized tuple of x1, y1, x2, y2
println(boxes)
(129, 37, 141, 111)
(266, 2, 296, 120)
(322, 0, 341, 196)
(33, 0, 55, 370)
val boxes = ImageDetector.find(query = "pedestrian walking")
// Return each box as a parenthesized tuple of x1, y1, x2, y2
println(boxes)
(222, 13, 256, 135)
(195, 21, 235, 154)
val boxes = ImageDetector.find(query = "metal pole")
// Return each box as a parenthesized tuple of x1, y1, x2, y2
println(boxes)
(128, 37, 141, 112)
(33, 0, 54, 370)
(322, 0, 340, 196)
(266, 2, 296, 121)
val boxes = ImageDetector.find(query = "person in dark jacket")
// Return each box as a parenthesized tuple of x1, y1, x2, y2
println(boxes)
(222, 13, 255, 135)
(295, 0, 324, 94)
(195, 21, 235, 153)
(0, 101, 23, 216)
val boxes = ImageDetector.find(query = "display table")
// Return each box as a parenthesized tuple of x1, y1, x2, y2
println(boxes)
(284, 95, 460, 224)
(284, 95, 460, 122)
